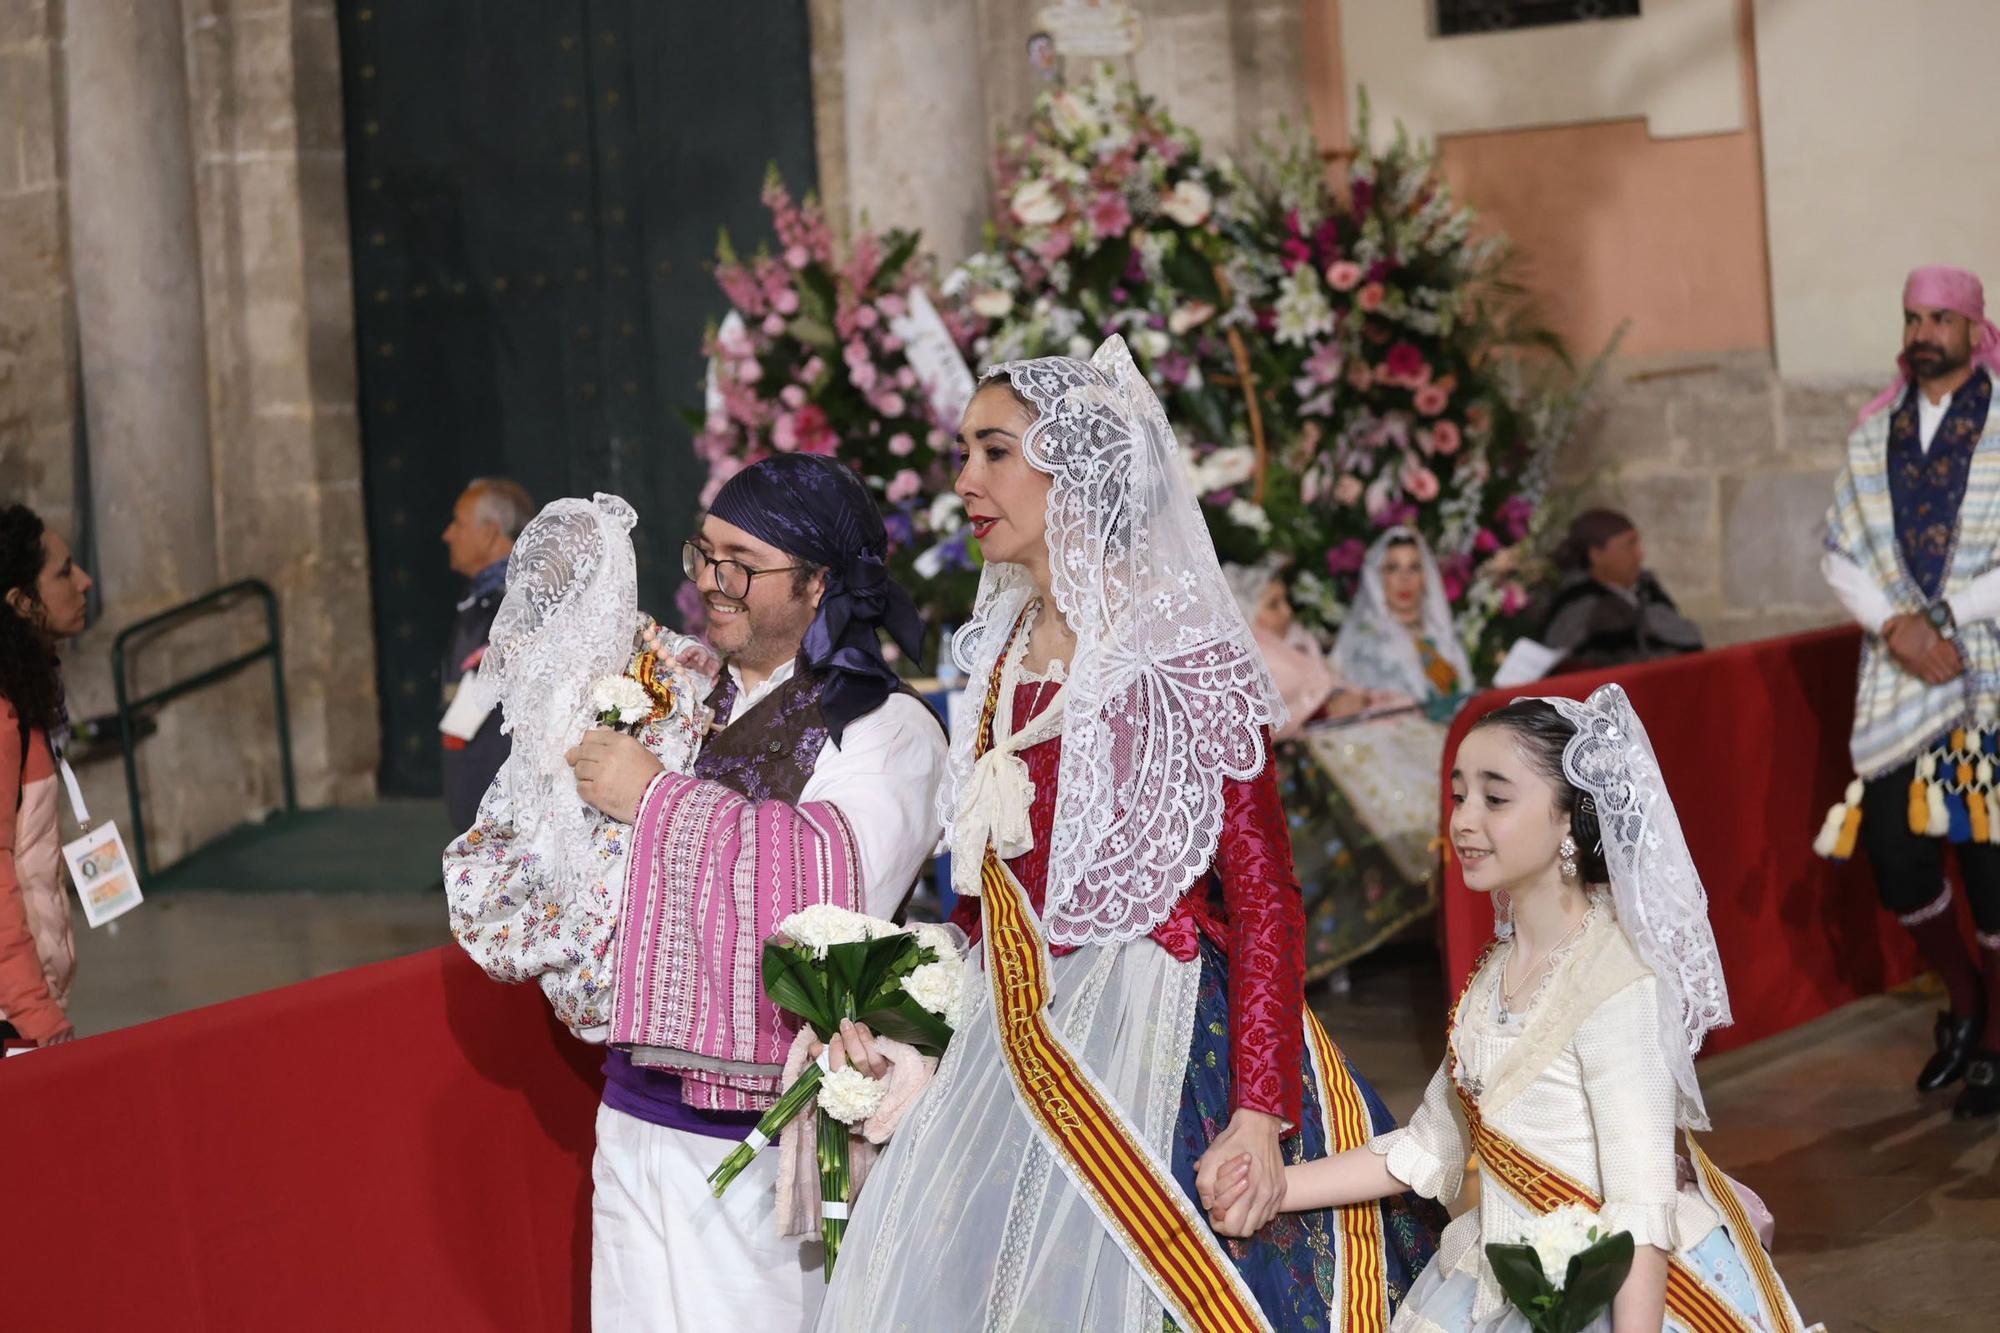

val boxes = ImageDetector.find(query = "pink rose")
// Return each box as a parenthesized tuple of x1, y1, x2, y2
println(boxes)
(1325, 260, 1363, 292)
(773, 288, 800, 316)
(888, 432, 916, 457)
(1403, 460, 1440, 501)
(1333, 473, 1364, 506)
(887, 469, 922, 503)
(1414, 383, 1450, 416)
(1430, 420, 1462, 455)
(877, 392, 907, 417)
(784, 245, 811, 270)
(736, 359, 763, 385)
(1384, 342, 1426, 384)
(856, 305, 880, 329)
(762, 313, 787, 337)
(780, 385, 806, 409)
(1357, 282, 1386, 312)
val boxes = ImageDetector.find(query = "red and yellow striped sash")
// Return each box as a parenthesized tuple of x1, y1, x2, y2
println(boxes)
(1305, 1012, 1389, 1333)
(1453, 1080, 1753, 1333)
(982, 852, 1270, 1333)
(1687, 1136, 1803, 1333)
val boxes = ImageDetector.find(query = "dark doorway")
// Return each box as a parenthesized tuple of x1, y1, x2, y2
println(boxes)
(337, 2, 818, 793)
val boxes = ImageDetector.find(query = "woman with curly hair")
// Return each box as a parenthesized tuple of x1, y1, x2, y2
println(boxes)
(0, 504, 92, 1049)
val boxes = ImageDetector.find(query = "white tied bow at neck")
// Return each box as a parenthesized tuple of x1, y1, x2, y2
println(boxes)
(950, 624, 1066, 899)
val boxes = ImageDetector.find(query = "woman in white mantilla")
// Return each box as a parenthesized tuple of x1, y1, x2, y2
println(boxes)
(1333, 526, 1473, 719)
(815, 337, 1441, 1332)
(1204, 685, 1821, 1333)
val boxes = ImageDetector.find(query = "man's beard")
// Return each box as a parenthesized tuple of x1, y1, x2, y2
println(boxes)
(1909, 342, 1970, 379)
(707, 593, 807, 669)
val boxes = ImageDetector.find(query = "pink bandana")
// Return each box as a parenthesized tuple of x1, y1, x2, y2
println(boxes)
(1858, 265, 2000, 425)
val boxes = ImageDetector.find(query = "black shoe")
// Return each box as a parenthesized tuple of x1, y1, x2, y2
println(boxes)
(1917, 1010, 1984, 1092)
(1952, 1051, 2000, 1119)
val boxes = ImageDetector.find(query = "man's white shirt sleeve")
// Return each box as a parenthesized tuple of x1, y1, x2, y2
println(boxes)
(797, 693, 948, 919)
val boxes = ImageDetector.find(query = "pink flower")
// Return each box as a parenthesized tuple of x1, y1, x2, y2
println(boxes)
(1333, 473, 1364, 506)
(887, 469, 922, 503)
(717, 321, 754, 358)
(780, 385, 807, 409)
(1442, 572, 1465, 603)
(1475, 527, 1501, 554)
(762, 313, 787, 337)
(1305, 340, 1345, 384)
(773, 288, 800, 316)
(850, 362, 877, 392)
(888, 432, 916, 457)
(800, 356, 826, 382)
(1325, 539, 1367, 575)
(1414, 383, 1450, 416)
(1088, 191, 1133, 240)
(896, 366, 917, 390)
(1402, 460, 1440, 502)
(793, 405, 837, 455)
(856, 305, 880, 329)
(771, 412, 799, 452)
(1430, 420, 1463, 455)
(1033, 228, 1074, 262)
(1384, 342, 1426, 383)
(1465, 403, 1491, 434)
(877, 392, 907, 418)
(1500, 582, 1529, 615)
(1357, 282, 1386, 313)
(1325, 261, 1363, 292)
(1346, 360, 1374, 392)
(736, 359, 763, 386)
(784, 244, 811, 270)
(878, 294, 907, 319)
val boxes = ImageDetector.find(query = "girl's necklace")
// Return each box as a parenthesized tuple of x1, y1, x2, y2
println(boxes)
(1498, 907, 1591, 1022)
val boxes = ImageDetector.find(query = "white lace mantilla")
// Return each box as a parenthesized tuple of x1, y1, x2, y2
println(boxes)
(942, 335, 1286, 947)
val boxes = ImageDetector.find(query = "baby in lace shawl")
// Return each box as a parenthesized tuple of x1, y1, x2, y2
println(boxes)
(444, 493, 715, 1041)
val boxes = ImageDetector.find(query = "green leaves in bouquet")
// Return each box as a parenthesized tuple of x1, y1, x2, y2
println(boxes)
(760, 933, 955, 1056)
(1485, 1231, 1635, 1333)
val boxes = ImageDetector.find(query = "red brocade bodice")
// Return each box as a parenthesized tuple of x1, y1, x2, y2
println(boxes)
(951, 681, 1306, 1127)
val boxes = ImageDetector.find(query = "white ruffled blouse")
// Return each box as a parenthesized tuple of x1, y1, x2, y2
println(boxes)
(1369, 906, 1721, 1324)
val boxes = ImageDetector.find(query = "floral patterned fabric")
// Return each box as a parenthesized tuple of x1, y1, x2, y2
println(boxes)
(1889, 368, 1993, 599)
(952, 682, 1308, 1126)
(1168, 936, 1445, 1329)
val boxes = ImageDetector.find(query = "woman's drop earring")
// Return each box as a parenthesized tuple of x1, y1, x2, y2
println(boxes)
(1559, 835, 1579, 880)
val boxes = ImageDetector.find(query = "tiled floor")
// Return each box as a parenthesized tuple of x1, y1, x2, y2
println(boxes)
(59, 902, 1996, 1331)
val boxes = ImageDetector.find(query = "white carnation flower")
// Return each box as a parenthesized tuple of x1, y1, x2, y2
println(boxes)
(590, 674, 652, 726)
(902, 959, 962, 1020)
(908, 921, 960, 961)
(817, 1065, 887, 1125)
(779, 903, 886, 957)
(1516, 1203, 1605, 1290)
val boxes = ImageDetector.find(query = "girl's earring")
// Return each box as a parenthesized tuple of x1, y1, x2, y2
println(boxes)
(1559, 834, 1578, 881)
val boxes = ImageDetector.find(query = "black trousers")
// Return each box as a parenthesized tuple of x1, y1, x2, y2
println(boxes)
(1861, 762, 2000, 934)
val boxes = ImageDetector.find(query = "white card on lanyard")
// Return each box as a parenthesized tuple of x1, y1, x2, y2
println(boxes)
(55, 757, 143, 928)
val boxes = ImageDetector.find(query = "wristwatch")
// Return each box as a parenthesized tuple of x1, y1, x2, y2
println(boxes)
(1927, 600, 1958, 639)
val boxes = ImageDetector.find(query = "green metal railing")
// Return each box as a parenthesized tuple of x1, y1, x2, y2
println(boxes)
(111, 579, 298, 881)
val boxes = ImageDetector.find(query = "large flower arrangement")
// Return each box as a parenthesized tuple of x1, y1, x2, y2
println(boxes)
(948, 77, 1594, 667)
(689, 169, 983, 641)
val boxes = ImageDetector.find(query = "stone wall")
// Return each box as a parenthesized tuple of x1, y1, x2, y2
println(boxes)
(1559, 350, 1869, 649)
(0, 0, 374, 869)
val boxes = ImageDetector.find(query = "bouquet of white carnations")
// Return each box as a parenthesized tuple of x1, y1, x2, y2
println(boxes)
(1486, 1204, 1635, 1333)
(706, 904, 966, 1272)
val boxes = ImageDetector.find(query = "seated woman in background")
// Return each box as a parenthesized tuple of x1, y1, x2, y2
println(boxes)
(1538, 509, 1704, 672)
(1333, 526, 1475, 721)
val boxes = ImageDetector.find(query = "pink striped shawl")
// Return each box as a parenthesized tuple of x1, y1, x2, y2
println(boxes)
(609, 771, 860, 1111)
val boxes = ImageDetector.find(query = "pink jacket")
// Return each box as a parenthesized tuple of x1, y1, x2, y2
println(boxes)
(0, 697, 73, 1042)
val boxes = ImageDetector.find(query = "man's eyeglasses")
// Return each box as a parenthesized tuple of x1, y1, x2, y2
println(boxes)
(682, 540, 808, 602)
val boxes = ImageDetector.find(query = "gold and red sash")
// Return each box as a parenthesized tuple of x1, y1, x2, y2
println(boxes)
(968, 607, 1389, 1333)
(1446, 951, 1799, 1333)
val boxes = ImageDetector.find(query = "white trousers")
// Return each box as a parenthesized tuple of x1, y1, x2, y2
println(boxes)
(591, 1104, 826, 1332)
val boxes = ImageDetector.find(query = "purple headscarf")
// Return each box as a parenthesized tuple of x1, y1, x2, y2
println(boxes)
(708, 455, 926, 745)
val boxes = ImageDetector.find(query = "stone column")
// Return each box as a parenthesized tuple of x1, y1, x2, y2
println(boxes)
(64, 0, 217, 609)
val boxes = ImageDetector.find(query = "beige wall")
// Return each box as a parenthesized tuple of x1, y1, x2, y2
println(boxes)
(1305, 0, 1772, 362)
(1754, 0, 2000, 378)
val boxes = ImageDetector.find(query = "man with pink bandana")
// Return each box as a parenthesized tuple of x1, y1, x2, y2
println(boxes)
(1822, 264, 2000, 1119)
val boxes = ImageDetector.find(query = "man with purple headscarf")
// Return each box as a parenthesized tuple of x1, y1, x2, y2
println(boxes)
(1821, 264, 2000, 1120)
(567, 455, 947, 1329)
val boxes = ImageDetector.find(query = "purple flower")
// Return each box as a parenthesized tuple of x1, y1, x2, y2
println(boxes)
(1325, 539, 1368, 575)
